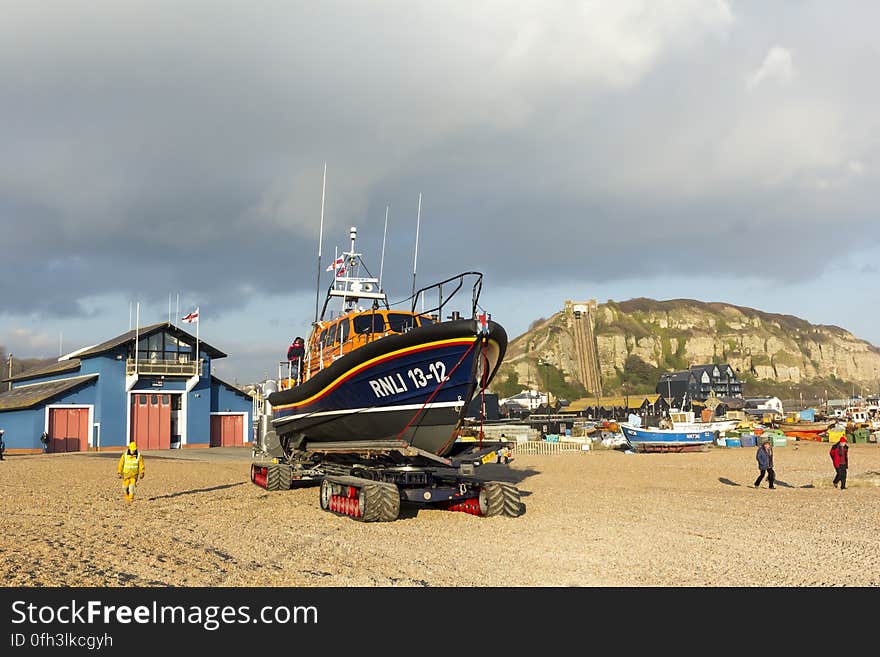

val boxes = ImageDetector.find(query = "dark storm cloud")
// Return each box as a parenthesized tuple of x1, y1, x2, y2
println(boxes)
(2, 1, 879, 320)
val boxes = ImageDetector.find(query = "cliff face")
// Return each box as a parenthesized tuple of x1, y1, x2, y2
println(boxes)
(501, 298, 880, 394)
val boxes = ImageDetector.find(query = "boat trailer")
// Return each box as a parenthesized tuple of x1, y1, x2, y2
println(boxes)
(250, 437, 524, 522)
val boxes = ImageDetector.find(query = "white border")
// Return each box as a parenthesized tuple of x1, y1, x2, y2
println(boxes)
(126, 390, 186, 448)
(44, 404, 95, 449)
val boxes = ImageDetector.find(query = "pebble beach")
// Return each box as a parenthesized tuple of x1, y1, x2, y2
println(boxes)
(2, 441, 878, 587)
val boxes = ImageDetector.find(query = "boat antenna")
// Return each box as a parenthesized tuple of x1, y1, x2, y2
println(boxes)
(314, 162, 327, 323)
(411, 192, 421, 297)
(379, 205, 388, 290)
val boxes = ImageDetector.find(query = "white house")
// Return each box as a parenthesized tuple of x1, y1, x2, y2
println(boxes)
(743, 396, 784, 414)
(500, 390, 548, 412)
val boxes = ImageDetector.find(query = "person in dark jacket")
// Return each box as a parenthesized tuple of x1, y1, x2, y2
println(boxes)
(286, 337, 305, 383)
(830, 436, 849, 490)
(754, 440, 775, 489)
(0, 429, 5, 460)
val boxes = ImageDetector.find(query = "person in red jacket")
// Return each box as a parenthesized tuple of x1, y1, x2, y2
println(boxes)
(830, 436, 849, 490)
(286, 337, 305, 383)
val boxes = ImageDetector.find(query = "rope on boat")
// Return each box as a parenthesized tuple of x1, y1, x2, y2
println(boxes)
(394, 338, 479, 441)
(479, 339, 488, 449)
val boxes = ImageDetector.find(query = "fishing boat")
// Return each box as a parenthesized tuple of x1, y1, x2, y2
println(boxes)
(773, 419, 835, 437)
(669, 410, 739, 434)
(264, 226, 507, 457)
(619, 423, 716, 452)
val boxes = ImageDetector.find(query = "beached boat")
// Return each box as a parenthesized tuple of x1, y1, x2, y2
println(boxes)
(773, 420, 834, 435)
(264, 226, 507, 457)
(619, 423, 716, 452)
(669, 411, 739, 434)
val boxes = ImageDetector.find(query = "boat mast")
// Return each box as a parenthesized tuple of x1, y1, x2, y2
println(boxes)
(379, 205, 388, 291)
(314, 163, 327, 323)
(411, 192, 421, 297)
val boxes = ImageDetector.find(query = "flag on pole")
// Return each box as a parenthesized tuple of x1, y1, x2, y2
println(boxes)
(325, 255, 344, 272)
(181, 308, 199, 324)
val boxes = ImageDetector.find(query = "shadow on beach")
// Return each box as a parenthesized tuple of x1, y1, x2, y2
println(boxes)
(718, 476, 814, 489)
(148, 482, 247, 500)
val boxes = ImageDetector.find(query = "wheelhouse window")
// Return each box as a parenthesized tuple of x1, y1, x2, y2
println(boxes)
(338, 318, 350, 344)
(135, 331, 192, 362)
(386, 312, 416, 333)
(417, 315, 435, 326)
(353, 313, 386, 335)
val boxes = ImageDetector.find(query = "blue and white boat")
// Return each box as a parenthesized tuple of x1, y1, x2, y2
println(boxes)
(619, 423, 716, 452)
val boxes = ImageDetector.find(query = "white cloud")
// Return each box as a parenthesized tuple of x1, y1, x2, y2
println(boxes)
(747, 46, 794, 91)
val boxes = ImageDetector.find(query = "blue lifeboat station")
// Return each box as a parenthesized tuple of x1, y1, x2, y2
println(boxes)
(0, 322, 252, 454)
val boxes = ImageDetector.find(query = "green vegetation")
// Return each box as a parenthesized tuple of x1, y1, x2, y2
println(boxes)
(491, 367, 522, 399)
(616, 355, 662, 395)
(659, 332, 689, 371)
(772, 351, 801, 367)
(536, 361, 586, 401)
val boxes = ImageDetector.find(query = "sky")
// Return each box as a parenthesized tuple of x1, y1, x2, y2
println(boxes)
(2, 1, 880, 385)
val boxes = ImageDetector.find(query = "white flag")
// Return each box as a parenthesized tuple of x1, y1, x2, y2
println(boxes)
(181, 307, 199, 324)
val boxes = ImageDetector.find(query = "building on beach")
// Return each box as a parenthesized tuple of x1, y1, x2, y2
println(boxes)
(657, 363, 744, 403)
(0, 322, 252, 454)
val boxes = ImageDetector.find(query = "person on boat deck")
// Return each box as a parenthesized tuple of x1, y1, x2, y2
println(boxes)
(754, 440, 775, 489)
(287, 337, 305, 382)
(830, 436, 849, 490)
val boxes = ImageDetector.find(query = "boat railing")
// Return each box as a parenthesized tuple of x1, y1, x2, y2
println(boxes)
(126, 358, 201, 377)
(408, 271, 483, 319)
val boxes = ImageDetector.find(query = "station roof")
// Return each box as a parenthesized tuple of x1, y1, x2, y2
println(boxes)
(2, 358, 81, 383)
(76, 322, 226, 359)
(6, 323, 227, 384)
(0, 375, 98, 411)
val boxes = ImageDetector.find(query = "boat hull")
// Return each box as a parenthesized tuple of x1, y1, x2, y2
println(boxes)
(620, 423, 716, 448)
(775, 421, 834, 434)
(267, 319, 507, 456)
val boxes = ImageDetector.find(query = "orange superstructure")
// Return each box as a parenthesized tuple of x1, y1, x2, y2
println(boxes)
(279, 310, 437, 391)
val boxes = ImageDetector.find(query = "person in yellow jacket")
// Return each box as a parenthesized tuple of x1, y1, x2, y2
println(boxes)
(117, 441, 145, 501)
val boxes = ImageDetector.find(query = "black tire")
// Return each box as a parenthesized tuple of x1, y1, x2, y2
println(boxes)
(319, 479, 333, 510)
(265, 463, 291, 491)
(358, 482, 400, 522)
(479, 481, 523, 518)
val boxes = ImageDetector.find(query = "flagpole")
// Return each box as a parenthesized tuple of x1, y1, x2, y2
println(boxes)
(411, 192, 421, 297)
(168, 293, 171, 325)
(135, 302, 140, 375)
(379, 205, 388, 290)
(314, 163, 326, 323)
(196, 308, 200, 378)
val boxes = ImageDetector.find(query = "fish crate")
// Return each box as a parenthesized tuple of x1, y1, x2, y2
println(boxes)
(771, 436, 787, 447)
(740, 434, 757, 448)
(827, 429, 845, 444)
(724, 438, 742, 448)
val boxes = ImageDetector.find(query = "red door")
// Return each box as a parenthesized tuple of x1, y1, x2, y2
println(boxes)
(210, 415, 243, 447)
(224, 415, 243, 446)
(47, 408, 89, 453)
(130, 393, 172, 449)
